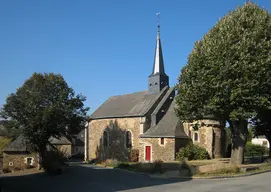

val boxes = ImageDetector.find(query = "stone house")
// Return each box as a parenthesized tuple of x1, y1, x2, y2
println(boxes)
(3, 135, 38, 171)
(85, 25, 225, 162)
(3, 135, 72, 171)
(71, 130, 85, 155)
(48, 136, 72, 156)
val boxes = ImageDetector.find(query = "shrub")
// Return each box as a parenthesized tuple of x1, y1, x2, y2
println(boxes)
(3, 168, 11, 173)
(42, 149, 67, 175)
(176, 144, 209, 161)
(151, 160, 163, 174)
(130, 149, 139, 162)
(104, 159, 120, 168)
(245, 142, 267, 157)
(117, 163, 131, 169)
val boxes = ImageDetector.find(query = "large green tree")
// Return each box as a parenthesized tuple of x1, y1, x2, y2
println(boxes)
(0, 73, 89, 166)
(175, 2, 271, 164)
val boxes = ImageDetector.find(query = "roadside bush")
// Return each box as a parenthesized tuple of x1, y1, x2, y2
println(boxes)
(151, 160, 163, 174)
(3, 168, 11, 173)
(245, 142, 267, 157)
(176, 144, 209, 161)
(117, 163, 131, 169)
(130, 149, 139, 162)
(104, 159, 120, 168)
(42, 149, 67, 175)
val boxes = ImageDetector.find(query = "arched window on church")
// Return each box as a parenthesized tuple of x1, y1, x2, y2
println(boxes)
(125, 131, 132, 148)
(194, 132, 198, 142)
(103, 131, 109, 147)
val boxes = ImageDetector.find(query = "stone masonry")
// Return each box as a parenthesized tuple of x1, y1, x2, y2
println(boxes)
(89, 117, 141, 161)
(139, 138, 175, 162)
(3, 152, 38, 171)
(183, 120, 224, 158)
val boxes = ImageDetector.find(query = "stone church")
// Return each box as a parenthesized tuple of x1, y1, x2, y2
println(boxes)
(85, 25, 225, 162)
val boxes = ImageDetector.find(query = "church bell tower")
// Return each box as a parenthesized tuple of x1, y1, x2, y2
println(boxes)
(148, 13, 169, 94)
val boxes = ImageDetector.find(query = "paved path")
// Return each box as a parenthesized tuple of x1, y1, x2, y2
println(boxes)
(1, 164, 271, 192)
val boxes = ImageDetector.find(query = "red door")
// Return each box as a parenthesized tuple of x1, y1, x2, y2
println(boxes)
(145, 146, 151, 161)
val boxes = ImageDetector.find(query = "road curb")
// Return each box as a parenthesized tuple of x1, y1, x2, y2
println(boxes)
(180, 169, 271, 180)
(114, 168, 271, 180)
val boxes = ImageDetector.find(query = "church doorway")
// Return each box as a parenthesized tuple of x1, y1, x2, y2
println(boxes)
(145, 146, 151, 161)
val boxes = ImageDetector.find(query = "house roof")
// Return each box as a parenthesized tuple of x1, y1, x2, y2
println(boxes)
(4, 135, 72, 152)
(49, 136, 72, 145)
(90, 86, 168, 120)
(141, 100, 189, 138)
(3, 135, 28, 152)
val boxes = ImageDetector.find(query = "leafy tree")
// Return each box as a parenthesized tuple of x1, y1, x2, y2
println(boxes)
(0, 73, 89, 168)
(175, 3, 271, 164)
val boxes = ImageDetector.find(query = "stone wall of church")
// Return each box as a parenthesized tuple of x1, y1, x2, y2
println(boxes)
(88, 117, 141, 161)
(139, 138, 175, 162)
(183, 120, 224, 158)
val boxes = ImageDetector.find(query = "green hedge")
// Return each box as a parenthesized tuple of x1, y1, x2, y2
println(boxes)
(245, 142, 267, 157)
(176, 144, 209, 161)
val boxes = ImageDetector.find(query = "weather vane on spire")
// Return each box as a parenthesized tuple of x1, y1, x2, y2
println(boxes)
(156, 12, 161, 33)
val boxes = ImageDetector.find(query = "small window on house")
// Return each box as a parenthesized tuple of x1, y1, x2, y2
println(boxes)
(125, 131, 132, 148)
(103, 131, 109, 147)
(160, 138, 165, 145)
(263, 141, 268, 146)
(9, 162, 13, 166)
(194, 132, 198, 142)
(26, 157, 33, 165)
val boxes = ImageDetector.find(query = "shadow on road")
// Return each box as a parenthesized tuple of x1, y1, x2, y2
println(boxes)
(0, 164, 191, 192)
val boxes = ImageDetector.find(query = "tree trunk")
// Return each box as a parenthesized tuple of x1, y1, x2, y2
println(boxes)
(37, 146, 47, 170)
(230, 120, 248, 165)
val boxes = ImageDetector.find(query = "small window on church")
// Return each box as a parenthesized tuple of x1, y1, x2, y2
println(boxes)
(125, 131, 132, 148)
(155, 82, 158, 85)
(160, 138, 165, 145)
(103, 131, 109, 147)
(194, 132, 198, 142)
(149, 84, 152, 86)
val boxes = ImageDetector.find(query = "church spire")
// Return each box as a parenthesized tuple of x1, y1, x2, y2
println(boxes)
(148, 12, 169, 94)
(152, 12, 166, 75)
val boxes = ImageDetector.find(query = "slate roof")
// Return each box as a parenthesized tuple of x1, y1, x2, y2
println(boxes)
(49, 136, 72, 145)
(3, 135, 28, 152)
(90, 86, 168, 120)
(4, 135, 72, 152)
(141, 100, 189, 138)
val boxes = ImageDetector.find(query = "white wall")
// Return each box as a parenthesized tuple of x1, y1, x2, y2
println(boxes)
(252, 138, 270, 148)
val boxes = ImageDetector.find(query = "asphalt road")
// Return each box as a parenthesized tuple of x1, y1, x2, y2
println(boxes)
(1, 164, 271, 192)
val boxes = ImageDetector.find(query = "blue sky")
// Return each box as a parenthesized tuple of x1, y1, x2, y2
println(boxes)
(0, 0, 271, 114)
